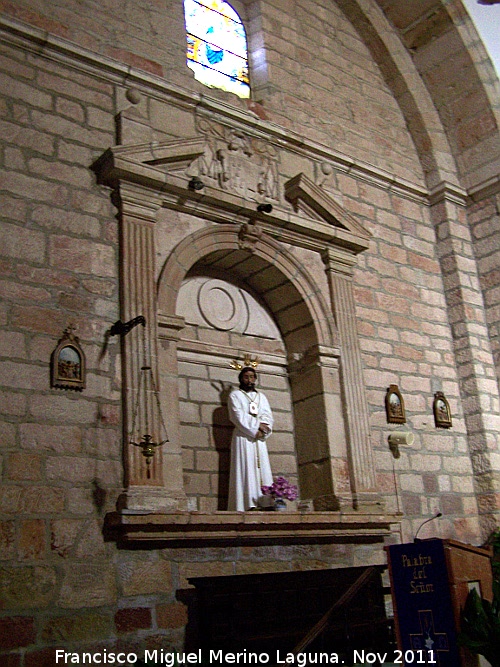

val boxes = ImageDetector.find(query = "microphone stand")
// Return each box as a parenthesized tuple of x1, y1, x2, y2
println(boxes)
(414, 512, 442, 542)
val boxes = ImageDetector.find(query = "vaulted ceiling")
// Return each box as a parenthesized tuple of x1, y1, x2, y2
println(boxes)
(332, 0, 500, 190)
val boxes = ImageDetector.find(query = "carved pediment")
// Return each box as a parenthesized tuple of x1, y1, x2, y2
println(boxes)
(105, 138, 207, 171)
(93, 139, 371, 254)
(285, 173, 371, 242)
(96, 125, 280, 205)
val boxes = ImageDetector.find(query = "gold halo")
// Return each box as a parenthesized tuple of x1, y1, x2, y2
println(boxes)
(229, 354, 261, 371)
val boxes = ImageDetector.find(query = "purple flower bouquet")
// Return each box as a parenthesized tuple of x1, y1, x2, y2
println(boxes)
(261, 476, 298, 501)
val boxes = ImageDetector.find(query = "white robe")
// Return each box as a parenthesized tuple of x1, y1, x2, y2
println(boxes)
(227, 388, 274, 511)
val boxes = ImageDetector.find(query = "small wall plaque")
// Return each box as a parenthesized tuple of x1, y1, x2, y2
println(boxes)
(51, 326, 86, 391)
(385, 384, 406, 424)
(433, 391, 452, 429)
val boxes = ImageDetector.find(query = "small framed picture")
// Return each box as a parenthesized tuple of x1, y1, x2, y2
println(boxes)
(385, 384, 406, 424)
(51, 326, 86, 391)
(433, 391, 452, 429)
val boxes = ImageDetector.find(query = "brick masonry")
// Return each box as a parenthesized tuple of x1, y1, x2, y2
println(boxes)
(1, 0, 500, 661)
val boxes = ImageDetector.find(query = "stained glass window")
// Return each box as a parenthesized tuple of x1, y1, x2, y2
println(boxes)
(184, 0, 250, 99)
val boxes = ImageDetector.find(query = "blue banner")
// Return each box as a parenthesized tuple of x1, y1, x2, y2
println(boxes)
(388, 540, 461, 666)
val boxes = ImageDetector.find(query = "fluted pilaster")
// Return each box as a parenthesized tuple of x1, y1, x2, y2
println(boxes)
(117, 183, 169, 509)
(323, 249, 380, 509)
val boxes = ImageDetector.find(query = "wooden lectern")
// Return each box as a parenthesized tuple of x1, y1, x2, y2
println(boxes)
(386, 539, 493, 667)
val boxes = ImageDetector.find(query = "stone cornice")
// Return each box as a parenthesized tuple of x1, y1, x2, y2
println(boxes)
(105, 510, 398, 546)
(429, 176, 500, 208)
(174, 340, 289, 371)
(428, 181, 468, 207)
(1, 14, 430, 204)
(93, 148, 374, 254)
(467, 174, 500, 203)
(0, 14, 196, 108)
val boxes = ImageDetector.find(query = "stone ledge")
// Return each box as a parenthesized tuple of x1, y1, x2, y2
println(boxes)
(105, 510, 399, 546)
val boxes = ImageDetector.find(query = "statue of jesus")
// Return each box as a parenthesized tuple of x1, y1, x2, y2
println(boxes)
(227, 366, 274, 511)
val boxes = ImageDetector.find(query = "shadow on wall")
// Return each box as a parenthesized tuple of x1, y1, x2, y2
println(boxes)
(211, 381, 234, 509)
(92, 479, 107, 515)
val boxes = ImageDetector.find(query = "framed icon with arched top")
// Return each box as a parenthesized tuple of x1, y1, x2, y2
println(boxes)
(385, 384, 406, 424)
(51, 326, 86, 391)
(433, 391, 452, 429)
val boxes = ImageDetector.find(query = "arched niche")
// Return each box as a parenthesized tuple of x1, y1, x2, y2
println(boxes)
(176, 271, 292, 511)
(158, 225, 348, 510)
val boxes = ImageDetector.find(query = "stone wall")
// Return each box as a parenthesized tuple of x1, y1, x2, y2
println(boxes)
(0, 34, 124, 665)
(0, 539, 390, 663)
(315, 171, 481, 537)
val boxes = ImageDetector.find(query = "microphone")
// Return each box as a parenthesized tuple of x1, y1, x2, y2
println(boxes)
(414, 512, 442, 542)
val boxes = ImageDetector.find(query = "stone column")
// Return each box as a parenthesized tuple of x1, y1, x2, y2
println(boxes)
(117, 182, 171, 511)
(430, 182, 500, 538)
(322, 248, 381, 510)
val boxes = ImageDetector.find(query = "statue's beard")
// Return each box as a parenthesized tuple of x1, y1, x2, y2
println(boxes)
(240, 382, 256, 392)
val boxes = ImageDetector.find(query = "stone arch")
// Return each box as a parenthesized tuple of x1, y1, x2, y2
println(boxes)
(336, 0, 459, 190)
(158, 224, 336, 351)
(158, 225, 347, 509)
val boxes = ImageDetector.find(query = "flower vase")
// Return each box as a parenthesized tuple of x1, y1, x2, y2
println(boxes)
(274, 497, 287, 511)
